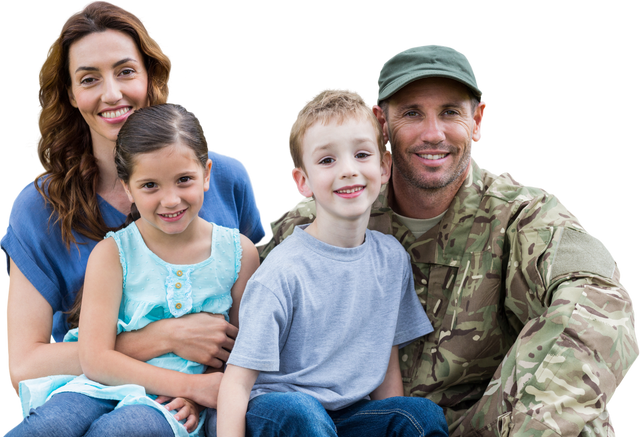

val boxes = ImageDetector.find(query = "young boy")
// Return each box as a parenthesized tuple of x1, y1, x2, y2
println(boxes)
(217, 90, 448, 436)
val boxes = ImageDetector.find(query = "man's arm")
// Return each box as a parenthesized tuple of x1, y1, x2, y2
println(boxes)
(496, 198, 637, 436)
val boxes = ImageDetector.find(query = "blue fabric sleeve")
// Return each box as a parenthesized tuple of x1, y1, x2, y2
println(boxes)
(206, 152, 265, 244)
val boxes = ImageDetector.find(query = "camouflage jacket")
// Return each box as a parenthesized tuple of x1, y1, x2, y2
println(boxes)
(258, 161, 637, 437)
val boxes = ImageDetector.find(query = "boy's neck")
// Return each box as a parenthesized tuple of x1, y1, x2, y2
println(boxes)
(304, 209, 370, 248)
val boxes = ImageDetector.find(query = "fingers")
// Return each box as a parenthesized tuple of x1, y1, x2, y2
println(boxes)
(225, 322, 239, 339)
(155, 395, 173, 404)
(183, 413, 199, 432)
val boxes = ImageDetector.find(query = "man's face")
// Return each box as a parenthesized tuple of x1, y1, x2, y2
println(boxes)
(381, 78, 484, 191)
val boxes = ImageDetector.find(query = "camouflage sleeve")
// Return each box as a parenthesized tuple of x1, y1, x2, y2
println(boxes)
(498, 195, 638, 436)
(257, 198, 316, 262)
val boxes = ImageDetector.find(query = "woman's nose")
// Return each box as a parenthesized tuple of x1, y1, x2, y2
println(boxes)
(101, 76, 123, 104)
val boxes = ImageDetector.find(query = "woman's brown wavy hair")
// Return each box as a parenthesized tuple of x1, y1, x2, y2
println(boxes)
(37, 1, 171, 248)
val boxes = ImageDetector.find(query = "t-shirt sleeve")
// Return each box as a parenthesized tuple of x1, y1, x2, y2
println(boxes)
(393, 252, 433, 347)
(1, 184, 71, 311)
(227, 279, 288, 372)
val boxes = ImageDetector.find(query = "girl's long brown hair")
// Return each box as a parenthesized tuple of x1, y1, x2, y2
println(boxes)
(37, 1, 171, 249)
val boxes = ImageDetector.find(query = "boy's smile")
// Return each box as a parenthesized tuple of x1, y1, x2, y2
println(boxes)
(293, 117, 391, 233)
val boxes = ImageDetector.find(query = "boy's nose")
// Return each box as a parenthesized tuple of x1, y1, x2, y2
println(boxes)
(339, 160, 358, 179)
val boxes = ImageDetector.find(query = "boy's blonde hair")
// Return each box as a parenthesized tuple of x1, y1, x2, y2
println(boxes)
(290, 90, 386, 170)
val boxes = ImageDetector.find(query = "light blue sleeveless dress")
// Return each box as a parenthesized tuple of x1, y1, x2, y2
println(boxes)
(18, 221, 242, 437)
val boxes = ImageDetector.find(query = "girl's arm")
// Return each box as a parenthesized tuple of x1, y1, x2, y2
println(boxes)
(217, 364, 260, 437)
(115, 234, 259, 365)
(79, 238, 219, 407)
(6, 260, 83, 392)
(229, 235, 260, 328)
(370, 346, 404, 400)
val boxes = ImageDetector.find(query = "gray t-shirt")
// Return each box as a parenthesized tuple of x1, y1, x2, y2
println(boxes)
(228, 226, 433, 410)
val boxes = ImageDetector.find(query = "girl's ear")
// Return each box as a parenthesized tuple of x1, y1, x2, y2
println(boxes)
(121, 180, 135, 203)
(292, 167, 313, 198)
(203, 159, 212, 192)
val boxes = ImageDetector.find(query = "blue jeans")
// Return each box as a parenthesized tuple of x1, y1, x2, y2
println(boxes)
(241, 392, 449, 437)
(6, 392, 174, 437)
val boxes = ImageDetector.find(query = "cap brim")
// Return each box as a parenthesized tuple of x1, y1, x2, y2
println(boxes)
(378, 70, 482, 103)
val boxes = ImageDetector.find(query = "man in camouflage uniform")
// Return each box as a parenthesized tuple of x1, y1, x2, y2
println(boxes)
(259, 46, 637, 436)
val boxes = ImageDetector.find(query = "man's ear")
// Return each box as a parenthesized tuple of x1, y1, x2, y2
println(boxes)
(380, 151, 392, 184)
(372, 105, 389, 145)
(292, 167, 313, 198)
(68, 88, 78, 108)
(472, 102, 486, 142)
(203, 159, 212, 192)
(121, 180, 135, 203)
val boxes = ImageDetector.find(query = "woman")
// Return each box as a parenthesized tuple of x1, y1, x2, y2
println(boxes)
(2, 2, 263, 434)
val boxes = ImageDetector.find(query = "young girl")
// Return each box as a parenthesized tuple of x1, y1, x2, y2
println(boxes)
(8, 104, 260, 437)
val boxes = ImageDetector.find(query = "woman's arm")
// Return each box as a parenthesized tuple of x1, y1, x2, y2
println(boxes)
(217, 364, 260, 437)
(6, 259, 82, 393)
(370, 346, 404, 400)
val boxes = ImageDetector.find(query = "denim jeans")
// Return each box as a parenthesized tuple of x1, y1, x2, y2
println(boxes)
(6, 392, 174, 437)
(240, 392, 449, 437)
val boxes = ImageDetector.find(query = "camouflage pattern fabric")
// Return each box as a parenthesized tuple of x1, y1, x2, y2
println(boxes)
(259, 160, 638, 437)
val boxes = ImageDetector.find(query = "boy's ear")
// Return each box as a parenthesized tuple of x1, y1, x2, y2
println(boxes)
(292, 167, 313, 198)
(380, 151, 392, 184)
(121, 180, 135, 203)
(203, 159, 212, 192)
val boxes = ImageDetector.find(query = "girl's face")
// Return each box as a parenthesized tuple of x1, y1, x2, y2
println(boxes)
(67, 29, 149, 150)
(123, 143, 212, 238)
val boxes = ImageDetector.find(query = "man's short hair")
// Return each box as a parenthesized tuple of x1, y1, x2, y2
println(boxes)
(290, 90, 386, 170)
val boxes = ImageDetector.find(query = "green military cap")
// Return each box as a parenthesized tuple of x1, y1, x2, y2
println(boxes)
(377, 45, 482, 103)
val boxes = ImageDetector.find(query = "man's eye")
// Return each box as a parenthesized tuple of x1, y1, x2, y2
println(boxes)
(443, 110, 459, 116)
(405, 111, 419, 117)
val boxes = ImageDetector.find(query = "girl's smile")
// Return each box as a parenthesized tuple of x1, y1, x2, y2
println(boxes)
(124, 142, 212, 240)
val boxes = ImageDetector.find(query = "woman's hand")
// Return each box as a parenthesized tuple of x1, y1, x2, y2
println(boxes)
(115, 312, 237, 367)
(156, 395, 203, 433)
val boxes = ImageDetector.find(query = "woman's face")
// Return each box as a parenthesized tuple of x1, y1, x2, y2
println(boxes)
(67, 29, 149, 149)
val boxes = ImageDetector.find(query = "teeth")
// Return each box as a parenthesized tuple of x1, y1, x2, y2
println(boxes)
(336, 187, 363, 194)
(418, 153, 446, 160)
(101, 107, 131, 119)
(161, 211, 183, 218)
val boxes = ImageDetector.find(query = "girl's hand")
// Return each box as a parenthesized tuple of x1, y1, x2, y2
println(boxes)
(187, 371, 225, 409)
(156, 395, 203, 433)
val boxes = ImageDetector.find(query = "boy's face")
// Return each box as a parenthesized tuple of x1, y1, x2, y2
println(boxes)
(293, 116, 391, 223)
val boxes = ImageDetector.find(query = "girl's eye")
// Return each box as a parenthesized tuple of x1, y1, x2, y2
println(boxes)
(142, 182, 157, 189)
(178, 176, 192, 183)
(319, 157, 335, 165)
(355, 152, 371, 159)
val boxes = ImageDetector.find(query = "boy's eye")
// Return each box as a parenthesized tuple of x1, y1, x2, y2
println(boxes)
(319, 157, 335, 165)
(355, 152, 371, 159)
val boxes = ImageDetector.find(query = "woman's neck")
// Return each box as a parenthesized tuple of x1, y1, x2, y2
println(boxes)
(92, 137, 130, 215)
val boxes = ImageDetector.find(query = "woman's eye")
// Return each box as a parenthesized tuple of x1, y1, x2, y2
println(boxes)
(80, 77, 96, 85)
(120, 68, 135, 77)
(319, 157, 335, 165)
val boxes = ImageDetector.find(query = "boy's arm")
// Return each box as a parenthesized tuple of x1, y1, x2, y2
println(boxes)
(217, 364, 260, 437)
(370, 346, 404, 400)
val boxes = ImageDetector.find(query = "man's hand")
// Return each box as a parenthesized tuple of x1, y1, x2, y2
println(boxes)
(156, 395, 203, 433)
(170, 313, 237, 368)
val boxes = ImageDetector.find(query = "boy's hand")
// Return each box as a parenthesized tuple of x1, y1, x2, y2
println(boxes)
(156, 395, 203, 433)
